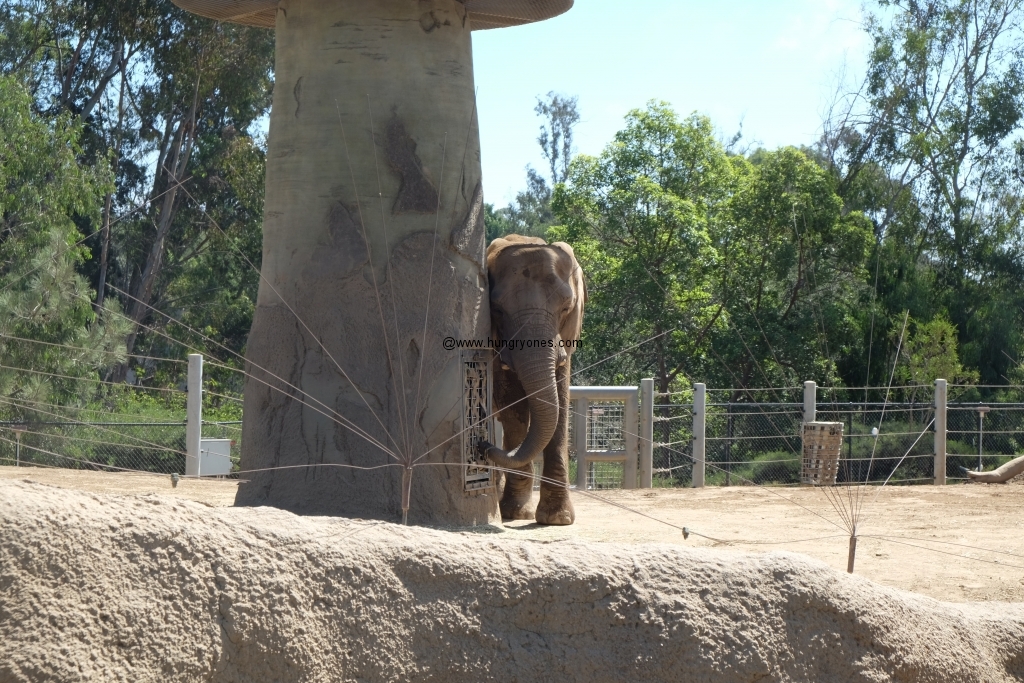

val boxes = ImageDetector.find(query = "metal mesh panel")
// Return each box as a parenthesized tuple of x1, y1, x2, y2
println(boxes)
(587, 402, 624, 452)
(586, 461, 623, 489)
(462, 352, 493, 492)
(0, 422, 188, 474)
(562, 398, 627, 490)
(816, 402, 935, 485)
(705, 403, 802, 486)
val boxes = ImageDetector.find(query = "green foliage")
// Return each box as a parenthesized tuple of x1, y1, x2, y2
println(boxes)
(487, 168, 555, 239)
(553, 103, 870, 395)
(0, 74, 128, 414)
(0, 0, 272, 397)
(490, 92, 581, 240)
(824, 0, 1024, 389)
(717, 147, 873, 389)
(897, 314, 978, 388)
(554, 103, 729, 391)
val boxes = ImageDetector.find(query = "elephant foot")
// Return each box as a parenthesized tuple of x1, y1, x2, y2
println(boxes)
(500, 496, 536, 521)
(535, 497, 575, 526)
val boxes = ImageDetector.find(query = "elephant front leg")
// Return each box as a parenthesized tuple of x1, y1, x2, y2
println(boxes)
(500, 462, 536, 520)
(495, 411, 536, 521)
(535, 363, 575, 526)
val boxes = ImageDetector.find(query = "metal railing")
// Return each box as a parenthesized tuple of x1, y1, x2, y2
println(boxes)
(569, 379, 1024, 490)
(7, 373, 1024, 491)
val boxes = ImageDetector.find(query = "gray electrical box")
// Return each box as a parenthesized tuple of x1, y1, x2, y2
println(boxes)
(199, 438, 233, 477)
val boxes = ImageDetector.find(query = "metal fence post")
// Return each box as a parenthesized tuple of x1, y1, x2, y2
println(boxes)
(934, 379, 947, 485)
(640, 379, 654, 488)
(624, 390, 639, 489)
(573, 396, 588, 490)
(803, 381, 817, 424)
(12, 425, 25, 466)
(726, 402, 735, 486)
(185, 354, 203, 478)
(933, 378, 946, 485)
(692, 383, 706, 488)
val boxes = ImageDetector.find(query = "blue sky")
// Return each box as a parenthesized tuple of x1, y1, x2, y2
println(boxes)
(471, 0, 870, 207)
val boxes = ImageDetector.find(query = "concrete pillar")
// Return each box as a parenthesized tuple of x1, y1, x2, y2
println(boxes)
(185, 354, 203, 477)
(692, 383, 706, 488)
(803, 381, 817, 424)
(639, 378, 654, 488)
(934, 378, 947, 485)
(236, 0, 495, 524)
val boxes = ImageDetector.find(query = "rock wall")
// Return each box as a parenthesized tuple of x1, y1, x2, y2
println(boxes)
(3, 481, 1024, 682)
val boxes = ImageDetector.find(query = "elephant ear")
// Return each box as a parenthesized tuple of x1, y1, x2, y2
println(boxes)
(551, 241, 587, 353)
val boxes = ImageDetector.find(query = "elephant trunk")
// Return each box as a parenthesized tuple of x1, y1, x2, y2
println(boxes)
(485, 337, 559, 470)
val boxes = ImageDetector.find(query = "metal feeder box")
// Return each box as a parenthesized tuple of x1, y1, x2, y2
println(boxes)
(801, 422, 843, 486)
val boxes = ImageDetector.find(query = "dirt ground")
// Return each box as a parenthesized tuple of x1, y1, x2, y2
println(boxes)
(2, 464, 1021, 604)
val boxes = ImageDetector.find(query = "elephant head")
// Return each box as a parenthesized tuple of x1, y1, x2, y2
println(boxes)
(480, 234, 586, 470)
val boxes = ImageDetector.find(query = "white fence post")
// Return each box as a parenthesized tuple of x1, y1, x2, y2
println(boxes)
(573, 395, 588, 490)
(803, 381, 817, 424)
(692, 383, 706, 488)
(934, 378, 947, 485)
(185, 354, 203, 478)
(640, 378, 654, 488)
(624, 390, 639, 489)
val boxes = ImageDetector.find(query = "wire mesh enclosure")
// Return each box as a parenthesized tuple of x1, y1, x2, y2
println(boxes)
(559, 396, 632, 490)
(10, 379, 1024, 493)
(946, 403, 1024, 481)
(705, 400, 803, 486)
(0, 420, 242, 475)
(652, 400, 694, 486)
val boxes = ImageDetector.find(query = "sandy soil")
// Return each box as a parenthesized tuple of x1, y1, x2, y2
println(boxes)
(2, 465, 1021, 604)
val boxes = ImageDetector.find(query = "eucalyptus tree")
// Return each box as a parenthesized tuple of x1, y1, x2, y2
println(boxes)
(0, 75, 129, 415)
(553, 103, 731, 394)
(828, 0, 1024, 385)
(715, 148, 874, 395)
(487, 91, 581, 239)
(0, 0, 275, 378)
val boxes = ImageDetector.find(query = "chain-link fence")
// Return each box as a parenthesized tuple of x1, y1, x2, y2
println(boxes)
(10, 384, 1024, 491)
(0, 420, 242, 475)
(648, 393, 1024, 487)
(946, 403, 1024, 481)
(652, 401, 939, 487)
(652, 400, 694, 486)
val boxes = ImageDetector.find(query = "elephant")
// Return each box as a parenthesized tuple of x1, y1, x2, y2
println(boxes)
(961, 455, 1024, 483)
(477, 234, 586, 525)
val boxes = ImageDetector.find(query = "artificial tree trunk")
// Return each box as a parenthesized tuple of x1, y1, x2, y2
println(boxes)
(237, 0, 494, 523)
